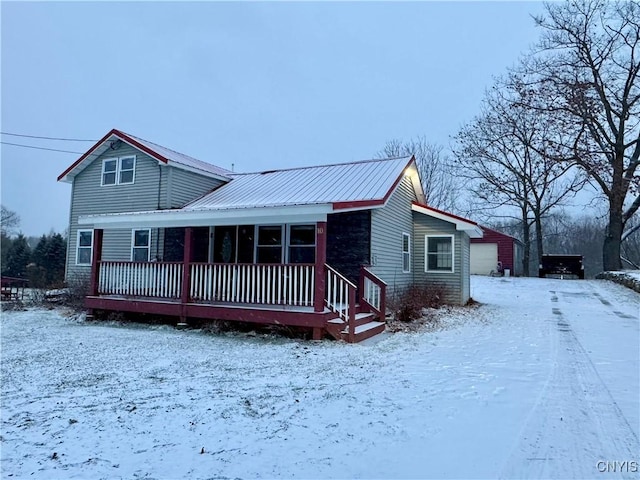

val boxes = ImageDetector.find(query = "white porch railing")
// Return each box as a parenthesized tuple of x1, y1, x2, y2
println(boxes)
(325, 264, 356, 323)
(190, 263, 315, 306)
(98, 261, 183, 298)
(360, 267, 386, 316)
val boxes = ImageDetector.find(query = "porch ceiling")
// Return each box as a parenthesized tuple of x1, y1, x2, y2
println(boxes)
(78, 203, 333, 229)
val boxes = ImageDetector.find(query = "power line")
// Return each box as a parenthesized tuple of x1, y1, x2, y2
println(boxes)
(0, 141, 83, 154)
(0, 131, 97, 142)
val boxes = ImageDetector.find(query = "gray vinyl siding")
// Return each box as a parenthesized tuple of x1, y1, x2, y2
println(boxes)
(65, 143, 225, 281)
(461, 233, 470, 303)
(412, 212, 470, 305)
(369, 176, 417, 295)
(166, 167, 223, 208)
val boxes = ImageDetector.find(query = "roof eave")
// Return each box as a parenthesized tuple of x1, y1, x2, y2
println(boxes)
(79, 203, 333, 229)
(411, 202, 483, 238)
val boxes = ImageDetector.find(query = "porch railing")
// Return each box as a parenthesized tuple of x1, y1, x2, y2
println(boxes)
(98, 261, 183, 298)
(360, 266, 387, 319)
(190, 263, 315, 306)
(98, 261, 315, 307)
(325, 264, 356, 342)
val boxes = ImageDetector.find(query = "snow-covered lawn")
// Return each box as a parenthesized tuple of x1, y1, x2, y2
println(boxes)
(1, 276, 638, 479)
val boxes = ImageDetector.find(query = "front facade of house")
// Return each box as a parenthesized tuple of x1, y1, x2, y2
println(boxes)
(59, 129, 481, 342)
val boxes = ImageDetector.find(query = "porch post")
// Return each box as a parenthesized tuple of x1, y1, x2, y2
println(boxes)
(180, 227, 193, 321)
(314, 221, 327, 312)
(89, 229, 104, 297)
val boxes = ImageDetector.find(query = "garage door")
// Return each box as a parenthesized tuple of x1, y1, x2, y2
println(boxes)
(470, 243, 498, 275)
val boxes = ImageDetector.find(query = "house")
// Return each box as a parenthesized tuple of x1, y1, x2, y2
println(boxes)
(470, 226, 523, 276)
(58, 129, 482, 342)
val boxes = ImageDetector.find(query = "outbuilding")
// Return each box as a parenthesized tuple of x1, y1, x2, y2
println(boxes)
(470, 226, 523, 276)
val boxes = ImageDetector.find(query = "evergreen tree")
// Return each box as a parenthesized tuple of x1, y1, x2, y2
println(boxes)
(45, 233, 66, 286)
(4, 234, 31, 279)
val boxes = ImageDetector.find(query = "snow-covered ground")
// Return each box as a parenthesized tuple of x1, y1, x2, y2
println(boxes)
(1, 276, 638, 479)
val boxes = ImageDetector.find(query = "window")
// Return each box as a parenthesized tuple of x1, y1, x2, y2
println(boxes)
(425, 235, 454, 272)
(132, 229, 151, 262)
(76, 229, 93, 265)
(101, 156, 136, 186)
(402, 233, 411, 273)
(257, 225, 282, 263)
(119, 156, 135, 184)
(289, 225, 316, 264)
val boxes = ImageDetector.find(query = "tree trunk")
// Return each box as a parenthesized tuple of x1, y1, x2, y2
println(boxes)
(522, 218, 531, 277)
(603, 205, 623, 271)
(534, 213, 544, 267)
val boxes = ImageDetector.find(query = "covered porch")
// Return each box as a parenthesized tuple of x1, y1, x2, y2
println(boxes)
(86, 223, 387, 343)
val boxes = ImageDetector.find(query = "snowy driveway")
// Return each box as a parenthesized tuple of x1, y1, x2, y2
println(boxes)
(1, 277, 638, 479)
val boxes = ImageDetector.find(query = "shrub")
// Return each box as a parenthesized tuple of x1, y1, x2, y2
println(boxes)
(389, 283, 449, 322)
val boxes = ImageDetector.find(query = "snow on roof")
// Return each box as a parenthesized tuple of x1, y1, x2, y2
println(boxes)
(120, 131, 232, 178)
(58, 129, 232, 182)
(184, 156, 416, 211)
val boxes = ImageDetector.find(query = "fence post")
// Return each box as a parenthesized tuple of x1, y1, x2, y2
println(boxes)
(89, 229, 103, 297)
(314, 221, 327, 312)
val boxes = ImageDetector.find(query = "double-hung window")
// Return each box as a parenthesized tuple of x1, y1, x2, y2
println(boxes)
(425, 235, 454, 272)
(132, 229, 151, 262)
(76, 229, 94, 265)
(402, 233, 411, 273)
(102, 156, 136, 186)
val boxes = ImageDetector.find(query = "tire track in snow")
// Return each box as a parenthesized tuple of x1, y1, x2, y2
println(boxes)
(500, 286, 639, 479)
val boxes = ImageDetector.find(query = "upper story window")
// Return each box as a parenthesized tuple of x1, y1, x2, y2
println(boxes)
(101, 156, 136, 186)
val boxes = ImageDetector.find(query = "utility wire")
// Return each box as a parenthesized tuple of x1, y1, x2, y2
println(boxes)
(0, 131, 97, 142)
(0, 141, 83, 154)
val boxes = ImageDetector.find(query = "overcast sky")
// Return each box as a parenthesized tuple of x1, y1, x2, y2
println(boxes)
(1, 1, 549, 238)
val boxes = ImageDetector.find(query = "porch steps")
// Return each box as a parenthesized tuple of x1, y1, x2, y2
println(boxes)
(325, 311, 386, 343)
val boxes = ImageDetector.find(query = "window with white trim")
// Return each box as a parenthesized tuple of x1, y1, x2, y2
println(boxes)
(132, 229, 151, 262)
(101, 156, 136, 186)
(76, 229, 94, 265)
(402, 233, 411, 273)
(425, 235, 454, 272)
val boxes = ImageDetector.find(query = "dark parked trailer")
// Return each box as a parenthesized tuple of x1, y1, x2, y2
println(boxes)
(539, 254, 585, 279)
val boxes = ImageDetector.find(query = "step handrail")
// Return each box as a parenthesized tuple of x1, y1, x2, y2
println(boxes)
(324, 264, 357, 343)
(360, 266, 387, 319)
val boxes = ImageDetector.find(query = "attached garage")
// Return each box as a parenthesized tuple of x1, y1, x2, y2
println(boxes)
(470, 243, 498, 275)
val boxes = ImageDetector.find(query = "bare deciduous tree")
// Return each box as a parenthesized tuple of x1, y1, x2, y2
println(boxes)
(521, 0, 640, 271)
(453, 75, 585, 276)
(1, 205, 20, 236)
(379, 137, 461, 213)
